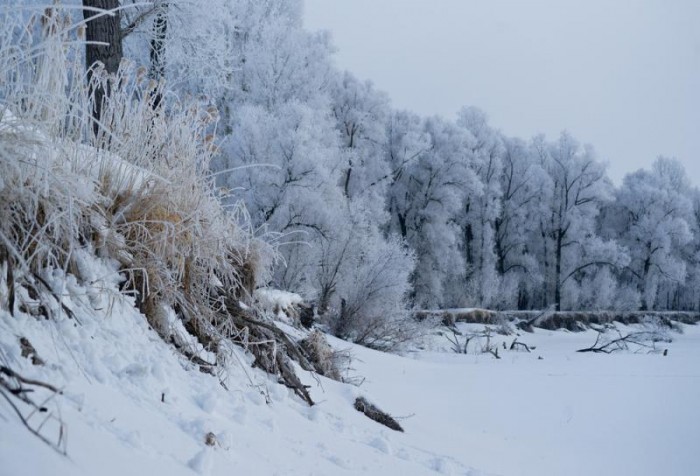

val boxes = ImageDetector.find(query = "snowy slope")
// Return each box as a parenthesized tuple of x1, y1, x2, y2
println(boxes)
(0, 257, 480, 476)
(2, 257, 699, 476)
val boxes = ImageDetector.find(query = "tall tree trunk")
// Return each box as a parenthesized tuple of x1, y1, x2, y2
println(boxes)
(494, 218, 505, 275)
(640, 254, 652, 311)
(554, 228, 563, 311)
(464, 201, 474, 276)
(149, 3, 167, 109)
(83, 0, 122, 127)
(397, 211, 407, 238)
(540, 222, 549, 308)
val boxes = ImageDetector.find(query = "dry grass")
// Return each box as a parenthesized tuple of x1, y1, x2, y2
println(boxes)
(300, 330, 344, 381)
(0, 4, 271, 353)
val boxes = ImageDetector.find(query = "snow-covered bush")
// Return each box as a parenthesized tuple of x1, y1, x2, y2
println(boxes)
(326, 227, 418, 352)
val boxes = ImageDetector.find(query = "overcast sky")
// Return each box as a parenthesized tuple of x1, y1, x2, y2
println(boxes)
(304, 0, 700, 186)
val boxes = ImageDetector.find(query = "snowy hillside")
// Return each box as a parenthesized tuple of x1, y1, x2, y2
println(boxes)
(2, 255, 699, 476)
(0, 255, 478, 476)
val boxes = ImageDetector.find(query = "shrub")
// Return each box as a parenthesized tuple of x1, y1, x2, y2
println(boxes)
(327, 230, 419, 352)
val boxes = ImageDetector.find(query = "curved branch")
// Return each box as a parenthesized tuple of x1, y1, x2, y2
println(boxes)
(561, 261, 618, 285)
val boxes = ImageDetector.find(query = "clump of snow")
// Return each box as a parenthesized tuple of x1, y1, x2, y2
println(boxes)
(369, 435, 392, 454)
(253, 287, 304, 324)
(188, 448, 213, 475)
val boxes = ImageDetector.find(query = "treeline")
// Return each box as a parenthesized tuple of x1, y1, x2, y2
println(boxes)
(16, 1, 700, 327)
(202, 0, 699, 313)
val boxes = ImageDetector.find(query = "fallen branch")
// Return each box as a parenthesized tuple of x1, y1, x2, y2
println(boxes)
(509, 338, 531, 352)
(0, 366, 61, 394)
(354, 397, 403, 432)
(444, 326, 501, 358)
(516, 306, 554, 333)
(0, 365, 66, 455)
(577, 330, 659, 354)
(445, 328, 471, 354)
(231, 309, 314, 372)
(224, 299, 314, 406)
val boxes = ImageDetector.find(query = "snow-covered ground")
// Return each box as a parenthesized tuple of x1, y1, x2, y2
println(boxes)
(2, 265, 699, 476)
(359, 324, 700, 476)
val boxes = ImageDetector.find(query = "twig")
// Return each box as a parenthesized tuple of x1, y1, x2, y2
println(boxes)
(0, 366, 66, 455)
(0, 366, 61, 394)
(31, 271, 82, 325)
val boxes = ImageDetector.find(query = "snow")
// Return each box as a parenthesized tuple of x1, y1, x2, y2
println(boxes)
(383, 324, 700, 476)
(2, 255, 700, 476)
(254, 287, 304, 323)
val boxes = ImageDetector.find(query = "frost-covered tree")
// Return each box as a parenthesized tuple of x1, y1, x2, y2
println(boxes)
(325, 208, 416, 351)
(117, 0, 239, 99)
(221, 0, 333, 115)
(82, 1, 122, 73)
(493, 137, 548, 309)
(532, 132, 627, 310)
(614, 158, 693, 310)
(218, 102, 344, 294)
(80, 0, 123, 124)
(205, 1, 416, 346)
(330, 71, 391, 222)
(457, 107, 503, 307)
(385, 113, 477, 307)
(679, 189, 700, 310)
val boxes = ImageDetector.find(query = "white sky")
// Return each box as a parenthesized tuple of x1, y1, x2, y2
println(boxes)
(304, 0, 700, 186)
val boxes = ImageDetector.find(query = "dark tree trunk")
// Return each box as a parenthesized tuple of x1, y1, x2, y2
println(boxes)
(464, 201, 474, 270)
(554, 228, 563, 311)
(517, 286, 528, 310)
(149, 4, 167, 109)
(494, 218, 505, 275)
(640, 255, 652, 311)
(464, 223, 474, 264)
(540, 223, 549, 307)
(397, 212, 407, 238)
(83, 0, 123, 126)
